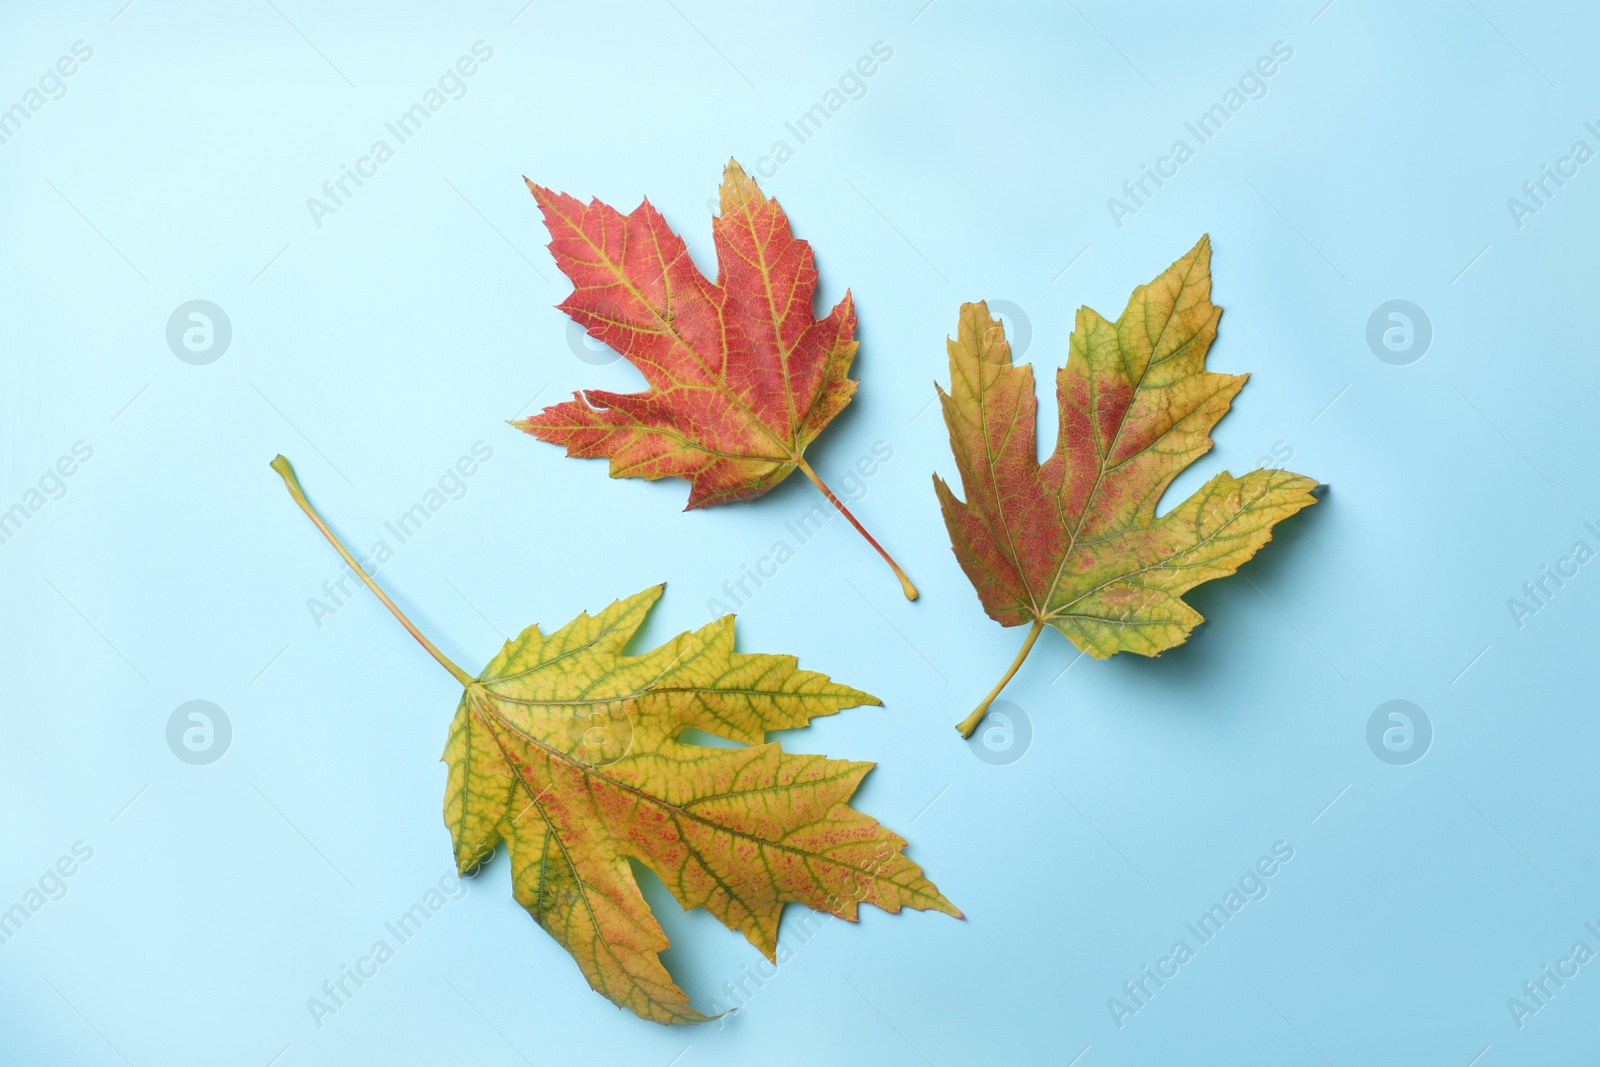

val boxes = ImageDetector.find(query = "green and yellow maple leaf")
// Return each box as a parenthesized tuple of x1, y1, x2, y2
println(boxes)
(935, 236, 1320, 736)
(271, 457, 960, 1024)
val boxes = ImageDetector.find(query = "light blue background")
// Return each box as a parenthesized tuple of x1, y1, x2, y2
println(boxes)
(1, 1, 1595, 1063)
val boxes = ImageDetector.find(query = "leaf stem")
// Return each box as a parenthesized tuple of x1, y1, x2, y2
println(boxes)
(795, 457, 918, 601)
(270, 455, 477, 689)
(956, 619, 1044, 738)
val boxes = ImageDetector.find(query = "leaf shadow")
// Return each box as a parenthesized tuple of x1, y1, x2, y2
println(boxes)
(1093, 487, 1331, 709)
(631, 858, 758, 1018)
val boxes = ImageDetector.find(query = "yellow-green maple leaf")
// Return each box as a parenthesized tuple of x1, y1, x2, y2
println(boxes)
(442, 584, 959, 1023)
(270, 457, 959, 1025)
(935, 237, 1320, 736)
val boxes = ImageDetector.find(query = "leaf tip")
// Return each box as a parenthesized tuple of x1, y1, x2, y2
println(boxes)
(629, 582, 668, 611)
(718, 158, 766, 217)
(633, 582, 669, 618)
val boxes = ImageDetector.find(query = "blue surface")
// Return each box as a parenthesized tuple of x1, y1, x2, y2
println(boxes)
(2, 1, 1596, 1064)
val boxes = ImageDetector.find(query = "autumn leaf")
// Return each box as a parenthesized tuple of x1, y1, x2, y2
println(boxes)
(935, 237, 1320, 736)
(270, 457, 960, 1024)
(514, 160, 918, 600)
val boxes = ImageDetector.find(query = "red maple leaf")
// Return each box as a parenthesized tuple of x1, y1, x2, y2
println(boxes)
(515, 160, 916, 599)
